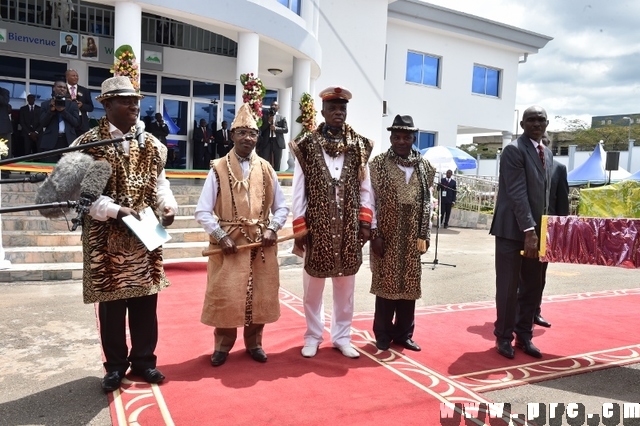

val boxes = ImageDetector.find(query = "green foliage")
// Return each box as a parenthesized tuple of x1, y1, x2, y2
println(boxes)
(114, 44, 135, 59)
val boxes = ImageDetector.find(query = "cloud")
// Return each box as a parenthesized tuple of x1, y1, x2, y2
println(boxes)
(424, 0, 640, 131)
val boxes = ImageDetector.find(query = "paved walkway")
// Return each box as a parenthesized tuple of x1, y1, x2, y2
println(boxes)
(1, 227, 639, 424)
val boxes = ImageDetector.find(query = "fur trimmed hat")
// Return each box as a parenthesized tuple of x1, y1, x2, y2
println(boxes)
(231, 103, 259, 130)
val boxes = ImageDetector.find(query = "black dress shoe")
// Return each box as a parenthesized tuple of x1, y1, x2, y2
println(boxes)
(247, 348, 268, 363)
(131, 368, 165, 384)
(375, 341, 390, 351)
(515, 338, 542, 358)
(210, 351, 228, 366)
(534, 315, 551, 328)
(495, 340, 515, 359)
(395, 338, 421, 352)
(101, 371, 124, 393)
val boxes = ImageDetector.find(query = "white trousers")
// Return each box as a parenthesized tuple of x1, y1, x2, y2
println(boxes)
(302, 270, 356, 347)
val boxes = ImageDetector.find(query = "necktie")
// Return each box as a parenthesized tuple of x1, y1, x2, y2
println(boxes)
(224, 130, 227, 142)
(70, 86, 76, 99)
(537, 144, 545, 169)
(67, 45, 70, 53)
(202, 127, 207, 140)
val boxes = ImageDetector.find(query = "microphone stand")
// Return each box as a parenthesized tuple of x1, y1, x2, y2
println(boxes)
(0, 201, 77, 214)
(0, 173, 48, 185)
(0, 134, 135, 168)
(423, 175, 456, 270)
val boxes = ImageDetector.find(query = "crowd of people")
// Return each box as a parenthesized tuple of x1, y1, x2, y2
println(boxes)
(20, 75, 561, 394)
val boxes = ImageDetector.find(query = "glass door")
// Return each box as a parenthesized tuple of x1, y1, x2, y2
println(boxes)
(160, 96, 190, 169)
(192, 99, 218, 168)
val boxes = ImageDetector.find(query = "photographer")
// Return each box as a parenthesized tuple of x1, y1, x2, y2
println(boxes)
(39, 79, 80, 163)
(259, 101, 288, 171)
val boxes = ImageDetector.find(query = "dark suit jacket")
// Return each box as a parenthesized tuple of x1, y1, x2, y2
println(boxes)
(215, 128, 232, 156)
(0, 87, 11, 135)
(548, 160, 569, 216)
(489, 135, 553, 241)
(19, 104, 41, 138)
(260, 113, 288, 149)
(39, 99, 80, 151)
(69, 84, 94, 134)
(440, 177, 457, 204)
(61, 44, 78, 55)
(149, 120, 169, 145)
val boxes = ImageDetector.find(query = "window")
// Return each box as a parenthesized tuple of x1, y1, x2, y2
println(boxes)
(277, 0, 301, 15)
(0, 55, 26, 79)
(406, 51, 440, 87)
(30, 60, 67, 82)
(88, 67, 113, 87)
(414, 131, 436, 151)
(472, 65, 500, 97)
(600, 120, 606, 125)
(161, 77, 190, 96)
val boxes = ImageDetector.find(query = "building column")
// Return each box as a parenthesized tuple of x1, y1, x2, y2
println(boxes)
(301, 0, 315, 34)
(501, 131, 512, 149)
(568, 145, 577, 172)
(113, 1, 142, 88)
(235, 32, 260, 112)
(288, 58, 312, 170)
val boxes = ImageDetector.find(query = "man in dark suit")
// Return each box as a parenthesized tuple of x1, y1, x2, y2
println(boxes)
(259, 101, 288, 171)
(39, 80, 80, 163)
(149, 113, 169, 145)
(533, 134, 570, 328)
(215, 120, 232, 158)
(60, 34, 78, 55)
(193, 118, 210, 169)
(489, 105, 552, 360)
(19, 94, 41, 157)
(439, 169, 456, 228)
(65, 69, 94, 135)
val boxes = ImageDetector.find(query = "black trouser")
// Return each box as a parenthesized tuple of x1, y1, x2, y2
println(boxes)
(440, 202, 453, 226)
(99, 293, 159, 374)
(494, 237, 544, 342)
(372, 296, 416, 346)
(263, 137, 283, 171)
(42, 134, 68, 163)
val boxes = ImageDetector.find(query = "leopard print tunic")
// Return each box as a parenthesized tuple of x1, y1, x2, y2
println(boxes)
(71, 117, 170, 304)
(369, 152, 435, 300)
(290, 124, 373, 278)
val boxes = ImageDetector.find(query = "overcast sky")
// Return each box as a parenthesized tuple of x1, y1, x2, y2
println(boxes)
(424, 0, 640, 132)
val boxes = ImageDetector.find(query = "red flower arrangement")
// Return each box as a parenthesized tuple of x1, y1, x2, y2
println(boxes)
(240, 73, 266, 126)
(295, 92, 316, 138)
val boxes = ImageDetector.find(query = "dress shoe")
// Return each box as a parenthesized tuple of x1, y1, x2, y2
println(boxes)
(534, 315, 551, 328)
(301, 344, 318, 358)
(101, 371, 124, 393)
(130, 368, 165, 384)
(515, 338, 542, 358)
(495, 340, 515, 359)
(394, 338, 421, 352)
(210, 351, 228, 366)
(334, 344, 360, 359)
(247, 348, 268, 363)
(375, 341, 390, 351)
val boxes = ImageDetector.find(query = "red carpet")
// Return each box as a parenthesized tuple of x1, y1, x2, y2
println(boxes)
(352, 288, 640, 393)
(108, 263, 487, 425)
(108, 263, 640, 424)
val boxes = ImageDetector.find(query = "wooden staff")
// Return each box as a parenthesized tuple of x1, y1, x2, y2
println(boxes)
(202, 229, 308, 257)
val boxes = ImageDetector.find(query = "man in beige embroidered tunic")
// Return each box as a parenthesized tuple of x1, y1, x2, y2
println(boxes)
(290, 86, 375, 359)
(369, 114, 435, 352)
(195, 103, 289, 367)
(70, 76, 178, 393)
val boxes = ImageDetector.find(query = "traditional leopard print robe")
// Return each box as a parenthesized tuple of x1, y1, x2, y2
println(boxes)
(369, 151, 435, 300)
(290, 124, 373, 278)
(71, 117, 170, 304)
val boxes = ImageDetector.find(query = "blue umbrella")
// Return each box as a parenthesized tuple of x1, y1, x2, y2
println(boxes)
(421, 146, 477, 171)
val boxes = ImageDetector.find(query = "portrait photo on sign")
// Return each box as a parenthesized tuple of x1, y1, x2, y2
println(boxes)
(81, 35, 99, 60)
(59, 32, 78, 57)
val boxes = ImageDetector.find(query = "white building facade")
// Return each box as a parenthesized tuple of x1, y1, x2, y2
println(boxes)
(0, 0, 551, 169)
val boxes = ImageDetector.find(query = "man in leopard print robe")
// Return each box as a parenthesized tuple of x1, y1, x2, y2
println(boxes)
(369, 114, 435, 353)
(289, 86, 374, 359)
(69, 76, 178, 393)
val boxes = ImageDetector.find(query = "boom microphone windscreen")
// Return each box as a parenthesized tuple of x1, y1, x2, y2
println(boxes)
(71, 161, 112, 231)
(35, 152, 95, 218)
